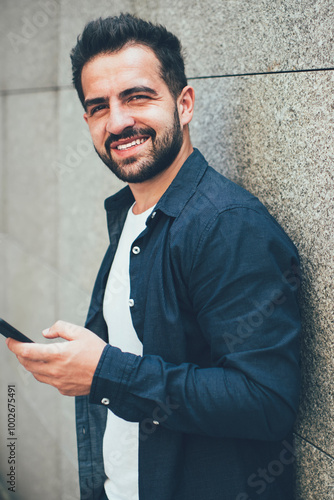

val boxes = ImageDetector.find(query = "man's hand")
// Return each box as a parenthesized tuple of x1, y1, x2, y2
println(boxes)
(6, 320, 107, 396)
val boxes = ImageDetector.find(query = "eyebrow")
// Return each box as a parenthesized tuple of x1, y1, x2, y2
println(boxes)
(119, 86, 159, 99)
(84, 97, 108, 111)
(84, 86, 159, 111)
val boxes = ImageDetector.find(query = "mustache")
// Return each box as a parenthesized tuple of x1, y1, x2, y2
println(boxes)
(105, 127, 156, 151)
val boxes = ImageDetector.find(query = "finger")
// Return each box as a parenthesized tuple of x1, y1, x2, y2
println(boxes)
(43, 320, 83, 341)
(6, 337, 28, 354)
(7, 339, 63, 362)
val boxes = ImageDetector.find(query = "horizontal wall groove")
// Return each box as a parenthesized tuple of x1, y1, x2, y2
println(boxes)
(1, 66, 334, 97)
(0, 84, 73, 97)
(188, 66, 334, 81)
(294, 432, 334, 461)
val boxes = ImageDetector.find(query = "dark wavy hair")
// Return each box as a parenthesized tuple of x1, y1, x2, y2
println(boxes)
(70, 13, 188, 107)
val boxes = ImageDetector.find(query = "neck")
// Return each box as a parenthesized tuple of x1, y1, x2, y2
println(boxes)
(129, 139, 193, 215)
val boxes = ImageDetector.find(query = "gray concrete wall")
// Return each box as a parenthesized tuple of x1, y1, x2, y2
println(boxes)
(0, 0, 333, 498)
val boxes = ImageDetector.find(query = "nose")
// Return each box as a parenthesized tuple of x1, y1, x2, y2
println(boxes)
(105, 103, 135, 136)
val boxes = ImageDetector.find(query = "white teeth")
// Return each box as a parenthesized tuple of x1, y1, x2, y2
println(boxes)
(116, 138, 147, 150)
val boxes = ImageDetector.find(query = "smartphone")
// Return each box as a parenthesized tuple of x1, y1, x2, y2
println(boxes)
(0, 318, 34, 343)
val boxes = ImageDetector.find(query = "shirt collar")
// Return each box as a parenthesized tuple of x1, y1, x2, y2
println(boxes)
(104, 148, 208, 218)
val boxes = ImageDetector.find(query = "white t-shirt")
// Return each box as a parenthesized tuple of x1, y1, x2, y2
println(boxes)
(102, 203, 154, 500)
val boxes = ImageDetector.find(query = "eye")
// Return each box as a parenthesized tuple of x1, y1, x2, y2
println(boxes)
(128, 95, 150, 103)
(90, 104, 108, 116)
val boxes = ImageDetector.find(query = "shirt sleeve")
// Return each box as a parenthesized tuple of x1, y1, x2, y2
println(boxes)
(89, 207, 301, 441)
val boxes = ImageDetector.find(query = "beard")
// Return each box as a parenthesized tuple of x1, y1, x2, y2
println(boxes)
(94, 106, 183, 183)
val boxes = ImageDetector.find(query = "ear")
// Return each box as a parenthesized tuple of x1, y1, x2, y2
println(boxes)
(177, 86, 195, 127)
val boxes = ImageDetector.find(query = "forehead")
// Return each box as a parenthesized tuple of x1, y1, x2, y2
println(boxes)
(81, 44, 166, 98)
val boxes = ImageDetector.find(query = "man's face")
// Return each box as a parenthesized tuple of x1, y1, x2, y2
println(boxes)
(82, 45, 184, 183)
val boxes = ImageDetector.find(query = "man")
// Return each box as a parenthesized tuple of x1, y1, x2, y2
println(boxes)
(7, 13, 301, 500)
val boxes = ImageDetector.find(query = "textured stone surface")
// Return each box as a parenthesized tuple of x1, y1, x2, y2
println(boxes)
(0, 234, 5, 315)
(191, 71, 334, 457)
(56, 0, 334, 87)
(4, 239, 57, 336)
(58, 397, 80, 500)
(57, 89, 123, 293)
(295, 435, 334, 499)
(57, 0, 334, 88)
(0, 241, 79, 499)
(0, 239, 61, 499)
(0, 92, 6, 455)
(58, 0, 135, 86)
(0, 97, 4, 315)
(5, 92, 58, 268)
(2, 0, 59, 90)
(191, 71, 334, 240)
(0, 6, 5, 91)
(0, 330, 72, 500)
(0, 96, 4, 233)
(135, 0, 334, 78)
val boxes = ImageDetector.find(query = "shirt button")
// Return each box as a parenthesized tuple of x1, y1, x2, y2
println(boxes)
(101, 398, 110, 405)
(151, 211, 156, 219)
(128, 299, 135, 307)
(132, 246, 140, 254)
(153, 420, 159, 425)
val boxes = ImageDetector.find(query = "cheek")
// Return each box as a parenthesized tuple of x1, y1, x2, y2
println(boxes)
(143, 112, 174, 134)
(136, 104, 173, 125)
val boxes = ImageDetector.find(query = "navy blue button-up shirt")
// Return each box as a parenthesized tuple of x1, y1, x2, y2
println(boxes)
(75, 149, 301, 500)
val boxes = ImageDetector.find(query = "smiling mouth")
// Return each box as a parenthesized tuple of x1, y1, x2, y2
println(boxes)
(111, 136, 150, 152)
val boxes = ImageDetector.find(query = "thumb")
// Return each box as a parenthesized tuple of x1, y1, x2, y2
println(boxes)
(42, 320, 82, 341)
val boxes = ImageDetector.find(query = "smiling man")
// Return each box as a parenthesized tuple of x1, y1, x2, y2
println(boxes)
(7, 13, 301, 500)
(80, 42, 193, 211)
